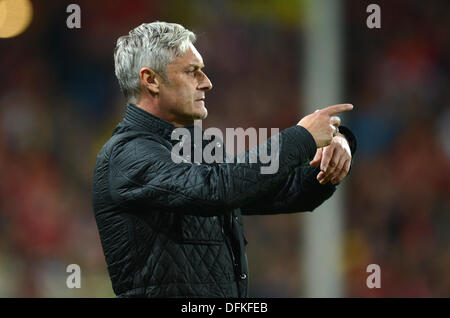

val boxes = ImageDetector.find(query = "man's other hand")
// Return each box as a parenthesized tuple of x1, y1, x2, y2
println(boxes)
(309, 133, 352, 185)
(297, 104, 353, 148)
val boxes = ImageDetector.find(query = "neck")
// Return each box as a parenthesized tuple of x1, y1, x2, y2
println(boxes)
(134, 101, 193, 128)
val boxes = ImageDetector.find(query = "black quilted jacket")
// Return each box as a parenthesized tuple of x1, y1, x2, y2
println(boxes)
(92, 104, 357, 298)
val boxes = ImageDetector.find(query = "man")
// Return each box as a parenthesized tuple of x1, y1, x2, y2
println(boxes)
(92, 21, 357, 298)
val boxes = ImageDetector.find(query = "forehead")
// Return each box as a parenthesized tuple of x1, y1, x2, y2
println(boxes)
(172, 44, 204, 67)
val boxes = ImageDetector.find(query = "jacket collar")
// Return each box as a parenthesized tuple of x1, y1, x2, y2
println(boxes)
(123, 103, 176, 139)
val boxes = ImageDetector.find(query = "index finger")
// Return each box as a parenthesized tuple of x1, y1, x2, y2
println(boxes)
(322, 104, 353, 116)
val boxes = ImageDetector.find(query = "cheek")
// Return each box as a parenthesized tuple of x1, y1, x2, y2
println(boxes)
(163, 85, 187, 105)
(160, 92, 177, 106)
(163, 78, 196, 107)
(182, 85, 196, 103)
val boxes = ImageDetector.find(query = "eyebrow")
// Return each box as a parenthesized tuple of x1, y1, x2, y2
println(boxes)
(186, 63, 205, 70)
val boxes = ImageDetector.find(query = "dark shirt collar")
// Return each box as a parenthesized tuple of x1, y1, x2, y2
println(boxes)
(123, 103, 176, 139)
(122, 103, 208, 144)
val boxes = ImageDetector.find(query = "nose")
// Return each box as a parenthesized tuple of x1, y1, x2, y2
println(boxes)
(198, 71, 213, 91)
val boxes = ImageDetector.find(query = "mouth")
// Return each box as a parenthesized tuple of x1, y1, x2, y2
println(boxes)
(195, 98, 205, 105)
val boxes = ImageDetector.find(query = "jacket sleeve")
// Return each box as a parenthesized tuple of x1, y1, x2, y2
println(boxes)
(107, 126, 317, 216)
(241, 125, 358, 215)
(240, 166, 336, 215)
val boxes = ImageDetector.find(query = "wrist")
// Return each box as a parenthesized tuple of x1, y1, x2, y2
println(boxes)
(334, 132, 348, 143)
(336, 125, 357, 155)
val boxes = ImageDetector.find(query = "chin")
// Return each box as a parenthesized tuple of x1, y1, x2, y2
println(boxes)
(193, 107, 208, 120)
(200, 107, 208, 119)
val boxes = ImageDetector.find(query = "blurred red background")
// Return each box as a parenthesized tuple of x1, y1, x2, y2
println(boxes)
(0, 0, 448, 297)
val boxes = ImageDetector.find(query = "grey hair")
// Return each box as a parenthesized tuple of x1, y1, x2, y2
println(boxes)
(114, 21, 196, 104)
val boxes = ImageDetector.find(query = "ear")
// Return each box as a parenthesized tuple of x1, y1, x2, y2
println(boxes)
(140, 67, 160, 95)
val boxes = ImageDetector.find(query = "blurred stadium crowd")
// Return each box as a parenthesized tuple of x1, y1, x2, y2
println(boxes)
(0, 0, 448, 297)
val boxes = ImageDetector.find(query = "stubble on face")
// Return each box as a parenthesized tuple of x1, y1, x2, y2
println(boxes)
(158, 45, 209, 126)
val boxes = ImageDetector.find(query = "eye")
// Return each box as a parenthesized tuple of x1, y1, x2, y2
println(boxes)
(186, 67, 204, 78)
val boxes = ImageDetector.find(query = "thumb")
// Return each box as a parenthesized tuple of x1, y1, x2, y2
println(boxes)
(310, 148, 323, 166)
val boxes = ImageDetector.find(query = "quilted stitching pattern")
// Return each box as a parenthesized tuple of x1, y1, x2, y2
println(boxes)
(92, 104, 326, 298)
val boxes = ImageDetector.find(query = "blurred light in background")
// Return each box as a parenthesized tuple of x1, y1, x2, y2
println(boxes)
(0, 0, 33, 38)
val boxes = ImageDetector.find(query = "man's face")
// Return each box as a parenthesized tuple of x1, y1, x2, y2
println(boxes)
(158, 44, 213, 126)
